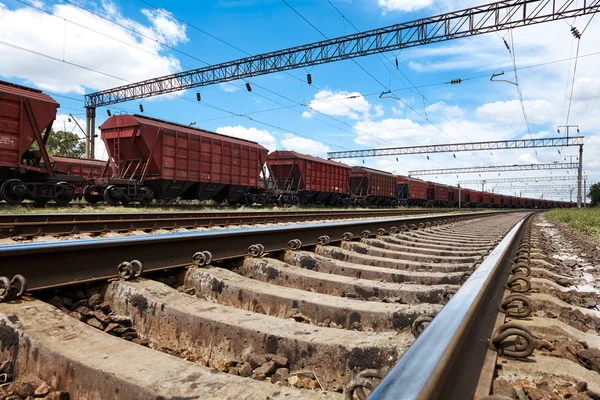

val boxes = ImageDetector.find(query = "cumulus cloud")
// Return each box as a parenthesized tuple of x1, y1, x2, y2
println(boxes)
(218, 83, 240, 93)
(425, 101, 464, 120)
(377, 0, 434, 13)
(279, 134, 331, 156)
(303, 90, 371, 120)
(0, 2, 187, 93)
(216, 126, 278, 151)
(475, 99, 554, 125)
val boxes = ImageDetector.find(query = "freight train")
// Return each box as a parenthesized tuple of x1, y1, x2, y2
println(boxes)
(0, 81, 575, 208)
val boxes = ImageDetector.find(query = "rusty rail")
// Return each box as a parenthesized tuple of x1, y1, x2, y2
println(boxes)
(0, 208, 479, 237)
(0, 211, 509, 291)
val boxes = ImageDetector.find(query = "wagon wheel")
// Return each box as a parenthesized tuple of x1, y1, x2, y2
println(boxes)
(139, 187, 154, 206)
(103, 185, 123, 206)
(1, 179, 26, 205)
(54, 182, 74, 205)
(83, 185, 101, 204)
(244, 193, 255, 206)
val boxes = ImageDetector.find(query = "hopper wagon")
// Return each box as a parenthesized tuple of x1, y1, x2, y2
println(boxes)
(99, 115, 269, 205)
(349, 166, 396, 206)
(267, 151, 350, 205)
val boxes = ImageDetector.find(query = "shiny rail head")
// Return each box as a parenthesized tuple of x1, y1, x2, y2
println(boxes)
(370, 214, 530, 400)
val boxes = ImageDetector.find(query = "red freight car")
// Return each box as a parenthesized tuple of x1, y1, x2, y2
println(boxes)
(426, 182, 450, 206)
(481, 192, 492, 207)
(462, 188, 475, 207)
(0, 80, 80, 205)
(470, 190, 483, 207)
(396, 176, 428, 206)
(100, 115, 268, 205)
(267, 151, 350, 205)
(349, 166, 396, 206)
(50, 156, 109, 201)
(50, 155, 106, 178)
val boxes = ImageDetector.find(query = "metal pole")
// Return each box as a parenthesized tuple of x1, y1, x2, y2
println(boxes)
(90, 107, 96, 160)
(584, 176, 587, 207)
(85, 107, 91, 159)
(577, 144, 583, 207)
(458, 185, 461, 209)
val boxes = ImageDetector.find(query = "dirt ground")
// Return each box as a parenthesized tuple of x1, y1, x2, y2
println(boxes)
(492, 213, 600, 400)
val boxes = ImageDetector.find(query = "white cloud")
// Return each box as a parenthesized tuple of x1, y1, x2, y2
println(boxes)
(303, 89, 371, 120)
(280, 134, 331, 156)
(377, 0, 434, 13)
(140, 8, 187, 46)
(218, 83, 240, 93)
(216, 126, 278, 151)
(425, 101, 464, 120)
(475, 99, 554, 125)
(0, 2, 186, 94)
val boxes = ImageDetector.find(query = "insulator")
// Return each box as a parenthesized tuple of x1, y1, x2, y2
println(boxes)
(139, 104, 144, 113)
(196, 92, 201, 101)
(106, 109, 111, 117)
(395, 57, 399, 68)
(246, 83, 252, 92)
(307, 73, 312, 85)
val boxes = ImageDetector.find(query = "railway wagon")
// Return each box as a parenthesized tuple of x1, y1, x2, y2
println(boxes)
(469, 190, 483, 207)
(396, 176, 428, 206)
(100, 115, 268, 205)
(50, 155, 106, 178)
(349, 166, 396, 206)
(0, 81, 78, 205)
(50, 156, 109, 200)
(427, 182, 450, 207)
(267, 151, 350, 205)
(480, 192, 492, 207)
(457, 187, 471, 206)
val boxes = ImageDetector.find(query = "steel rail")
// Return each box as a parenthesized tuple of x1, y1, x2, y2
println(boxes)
(371, 212, 533, 400)
(0, 208, 465, 237)
(0, 211, 509, 291)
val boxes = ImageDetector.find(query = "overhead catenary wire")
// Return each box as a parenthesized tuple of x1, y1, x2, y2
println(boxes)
(13, 0, 387, 149)
(325, 0, 495, 167)
(282, 0, 477, 165)
(0, 39, 356, 152)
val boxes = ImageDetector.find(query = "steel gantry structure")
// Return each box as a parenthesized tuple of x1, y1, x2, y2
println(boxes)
(84, 0, 600, 109)
(459, 175, 583, 184)
(326, 137, 584, 159)
(492, 185, 576, 190)
(408, 162, 578, 175)
(80, 0, 597, 207)
(460, 175, 586, 191)
(411, 160, 585, 206)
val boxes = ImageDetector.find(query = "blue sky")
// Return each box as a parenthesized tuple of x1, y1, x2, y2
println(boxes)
(1, 0, 599, 201)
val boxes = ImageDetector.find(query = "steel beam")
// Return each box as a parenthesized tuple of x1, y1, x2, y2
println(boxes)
(327, 137, 584, 159)
(459, 175, 582, 184)
(84, 0, 600, 108)
(577, 145, 583, 207)
(491, 185, 576, 190)
(409, 162, 578, 176)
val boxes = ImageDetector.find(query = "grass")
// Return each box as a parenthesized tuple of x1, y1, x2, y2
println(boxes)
(546, 208, 600, 242)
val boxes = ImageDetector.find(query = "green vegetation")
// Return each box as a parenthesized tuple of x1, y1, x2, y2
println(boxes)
(30, 130, 86, 158)
(589, 182, 600, 206)
(547, 208, 600, 242)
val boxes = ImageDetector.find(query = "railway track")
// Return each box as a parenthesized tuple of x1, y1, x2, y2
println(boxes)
(0, 208, 471, 237)
(0, 211, 536, 399)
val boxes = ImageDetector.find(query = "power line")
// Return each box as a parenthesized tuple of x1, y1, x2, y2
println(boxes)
(325, 0, 493, 167)
(0, 38, 353, 152)
(15, 0, 379, 149)
(565, 35, 582, 125)
(281, 0, 469, 157)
